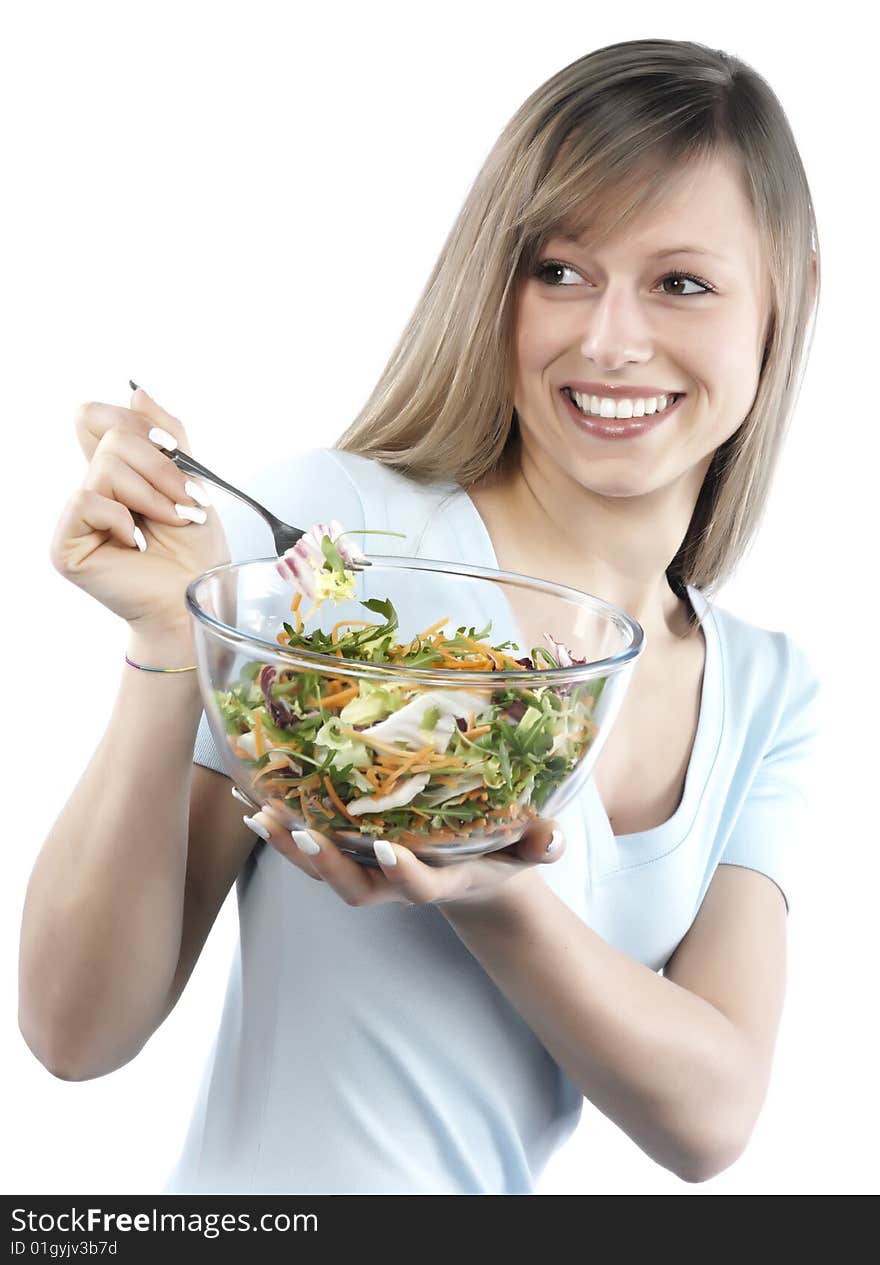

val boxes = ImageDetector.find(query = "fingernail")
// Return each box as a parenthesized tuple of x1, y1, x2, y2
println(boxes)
(292, 829, 321, 856)
(129, 379, 139, 392)
(184, 479, 212, 507)
(374, 840, 397, 866)
(243, 814, 271, 841)
(175, 503, 208, 524)
(230, 785, 254, 807)
(546, 829, 563, 854)
(132, 525, 147, 552)
(148, 426, 177, 452)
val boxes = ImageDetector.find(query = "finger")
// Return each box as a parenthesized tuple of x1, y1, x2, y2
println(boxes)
(370, 838, 475, 903)
(84, 430, 211, 527)
(129, 385, 193, 454)
(49, 487, 145, 575)
(241, 808, 324, 882)
(74, 390, 191, 464)
(290, 828, 403, 906)
(503, 818, 565, 865)
(254, 813, 396, 906)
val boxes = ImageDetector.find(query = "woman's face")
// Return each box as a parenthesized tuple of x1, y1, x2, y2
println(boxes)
(512, 152, 772, 500)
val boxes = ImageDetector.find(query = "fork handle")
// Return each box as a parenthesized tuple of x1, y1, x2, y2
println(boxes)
(168, 449, 284, 530)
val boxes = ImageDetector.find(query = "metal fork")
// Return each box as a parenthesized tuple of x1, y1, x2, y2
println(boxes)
(165, 447, 372, 565)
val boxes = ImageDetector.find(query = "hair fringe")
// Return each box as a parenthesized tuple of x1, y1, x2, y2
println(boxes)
(330, 38, 820, 637)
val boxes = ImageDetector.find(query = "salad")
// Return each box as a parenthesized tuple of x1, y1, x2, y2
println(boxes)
(212, 522, 605, 848)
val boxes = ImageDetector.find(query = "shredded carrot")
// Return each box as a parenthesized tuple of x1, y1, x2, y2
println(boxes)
(308, 795, 335, 821)
(253, 757, 296, 783)
(364, 766, 385, 791)
(318, 684, 359, 710)
(415, 616, 450, 642)
(253, 711, 265, 758)
(298, 788, 316, 828)
(322, 775, 360, 823)
(330, 619, 378, 644)
(276, 632, 290, 645)
(381, 743, 435, 792)
(303, 680, 358, 709)
(337, 726, 419, 757)
(290, 591, 302, 613)
(458, 633, 507, 670)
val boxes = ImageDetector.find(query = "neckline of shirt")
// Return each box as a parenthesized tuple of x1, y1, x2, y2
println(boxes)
(446, 482, 723, 848)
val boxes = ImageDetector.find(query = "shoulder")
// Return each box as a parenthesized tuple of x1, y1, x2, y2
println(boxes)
(692, 589, 821, 734)
(222, 446, 462, 563)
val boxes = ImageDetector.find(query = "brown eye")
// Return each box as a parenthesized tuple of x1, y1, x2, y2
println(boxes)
(658, 272, 714, 297)
(535, 261, 580, 285)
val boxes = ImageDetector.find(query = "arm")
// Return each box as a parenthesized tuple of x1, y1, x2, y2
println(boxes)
(18, 627, 256, 1080)
(438, 862, 786, 1183)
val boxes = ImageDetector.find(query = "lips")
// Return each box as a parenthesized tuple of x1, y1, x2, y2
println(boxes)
(561, 385, 684, 413)
(559, 386, 685, 437)
(562, 382, 687, 399)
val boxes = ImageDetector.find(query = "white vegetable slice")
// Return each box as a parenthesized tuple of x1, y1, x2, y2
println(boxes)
(417, 774, 485, 807)
(358, 688, 491, 754)
(235, 729, 302, 771)
(346, 772, 432, 816)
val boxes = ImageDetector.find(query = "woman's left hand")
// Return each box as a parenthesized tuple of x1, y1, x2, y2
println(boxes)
(243, 802, 565, 912)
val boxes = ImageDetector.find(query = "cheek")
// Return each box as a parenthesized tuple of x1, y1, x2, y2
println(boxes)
(514, 291, 564, 377)
(686, 310, 764, 436)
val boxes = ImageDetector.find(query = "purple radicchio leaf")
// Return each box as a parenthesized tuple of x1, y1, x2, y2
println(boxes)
(259, 664, 297, 729)
(542, 632, 588, 697)
(503, 698, 528, 723)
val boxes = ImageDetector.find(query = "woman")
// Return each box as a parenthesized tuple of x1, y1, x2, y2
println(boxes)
(21, 38, 821, 1194)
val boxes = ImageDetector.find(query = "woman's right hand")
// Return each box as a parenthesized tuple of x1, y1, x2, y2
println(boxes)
(50, 385, 231, 641)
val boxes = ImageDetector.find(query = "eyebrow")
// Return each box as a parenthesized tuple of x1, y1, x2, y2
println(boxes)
(557, 233, 726, 260)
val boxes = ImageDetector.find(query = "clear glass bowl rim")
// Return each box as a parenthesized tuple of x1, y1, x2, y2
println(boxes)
(185, 553, 646, 687)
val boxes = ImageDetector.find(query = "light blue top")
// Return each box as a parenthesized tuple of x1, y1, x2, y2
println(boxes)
(162, 447, 822, 1195)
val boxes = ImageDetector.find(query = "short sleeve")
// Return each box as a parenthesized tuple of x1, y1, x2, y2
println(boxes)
(718, 636, 822, 914)
(192, 447, 365, 775)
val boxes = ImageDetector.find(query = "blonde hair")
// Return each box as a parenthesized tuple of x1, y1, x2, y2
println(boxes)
(332, 38, 820, 634)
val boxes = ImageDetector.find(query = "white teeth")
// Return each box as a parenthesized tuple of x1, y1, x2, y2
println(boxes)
(567, 390, 678, 420)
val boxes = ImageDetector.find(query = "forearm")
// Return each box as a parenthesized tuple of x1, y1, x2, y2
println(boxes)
(19, 627, 202, 1078)
(439, 877, 751, 1182)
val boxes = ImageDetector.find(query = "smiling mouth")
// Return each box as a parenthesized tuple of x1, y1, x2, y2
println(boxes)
(561, 386, 685, 420)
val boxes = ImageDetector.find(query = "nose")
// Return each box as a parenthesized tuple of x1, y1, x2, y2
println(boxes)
(578, 284, 653, 372)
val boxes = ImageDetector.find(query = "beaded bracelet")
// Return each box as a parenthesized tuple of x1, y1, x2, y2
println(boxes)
(125, 654, 198, 674)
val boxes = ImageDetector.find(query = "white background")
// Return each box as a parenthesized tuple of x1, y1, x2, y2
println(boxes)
(2, 0, 876, 1197)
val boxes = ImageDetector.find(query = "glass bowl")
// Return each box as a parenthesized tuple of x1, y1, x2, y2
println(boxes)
(185, 554, 645, 866)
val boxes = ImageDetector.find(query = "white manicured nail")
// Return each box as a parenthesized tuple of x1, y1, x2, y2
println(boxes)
(132, 526, 147, 552)
(546, 829, 563, 854)
(184, 479, 212, 507)
(292, 829, 321, 856)
(148, 426, 178, 451)
(230, 785, 253, 807)
(243, 814, 271, 841)
(175, 503, 208, 524)
(374, 840, 397, 866)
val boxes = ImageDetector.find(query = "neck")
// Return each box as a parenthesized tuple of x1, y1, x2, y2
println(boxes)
(474, 437, 707, 648)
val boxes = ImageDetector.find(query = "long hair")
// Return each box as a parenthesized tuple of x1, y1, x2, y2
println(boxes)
(332, 39, 820, 634)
